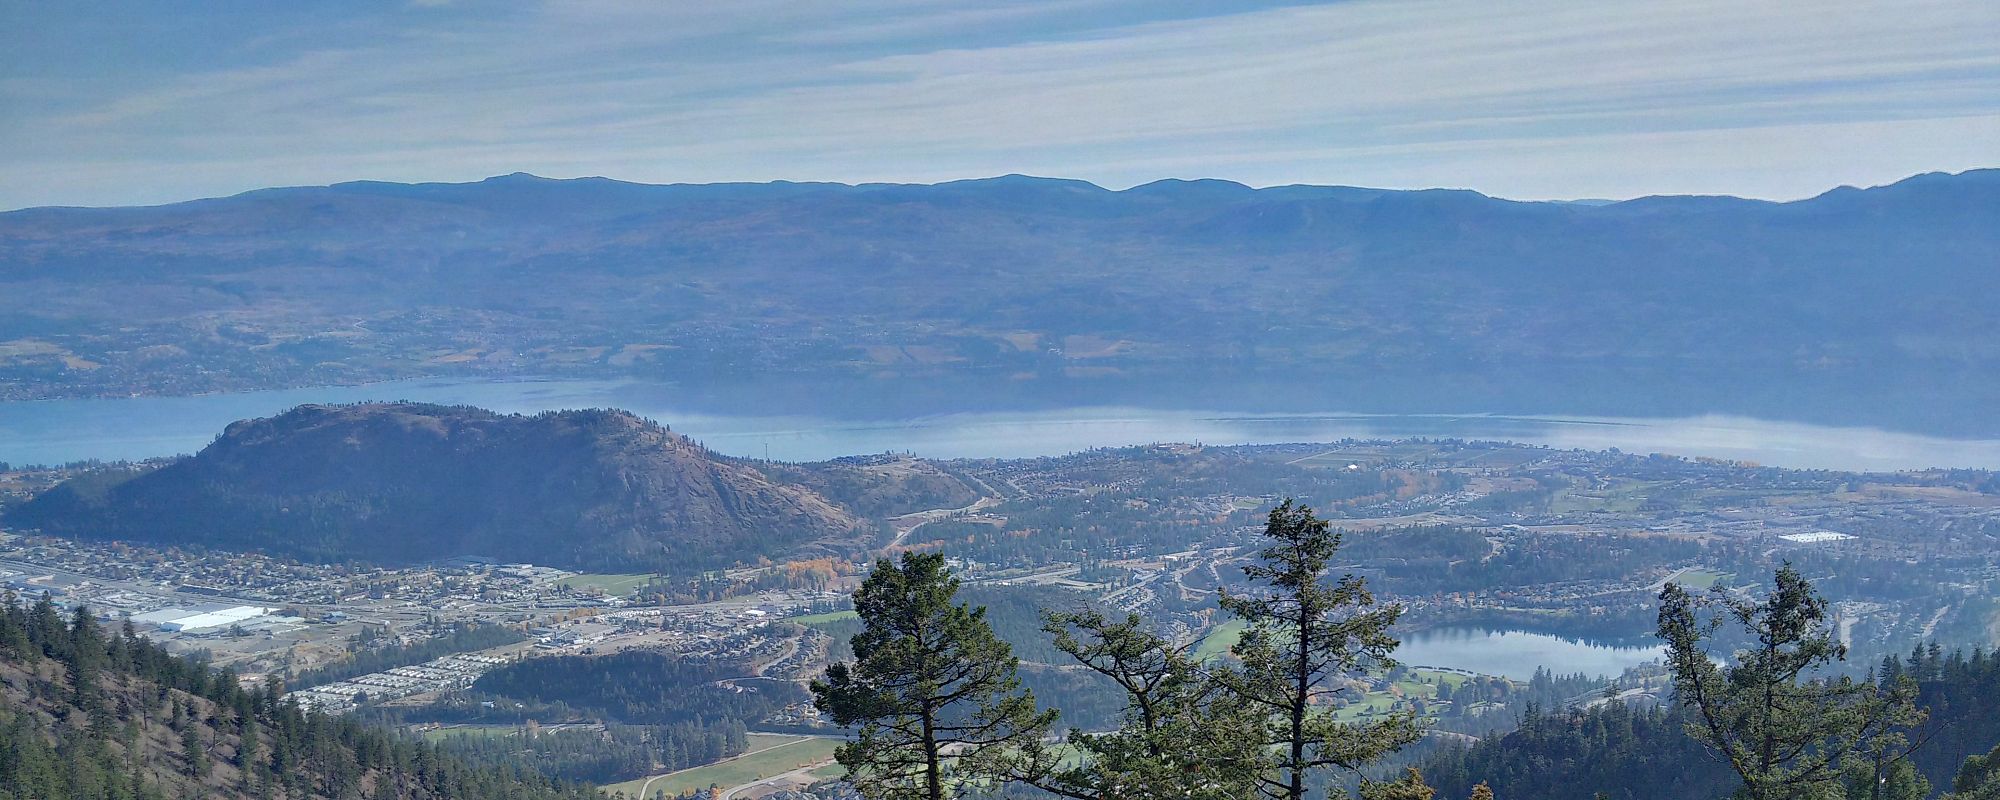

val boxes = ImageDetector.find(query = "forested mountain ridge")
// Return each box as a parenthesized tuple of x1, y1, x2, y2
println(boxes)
(5, 403, 872, 571)
(3, 170, 1997, 431)
(0, 593, 595, 800)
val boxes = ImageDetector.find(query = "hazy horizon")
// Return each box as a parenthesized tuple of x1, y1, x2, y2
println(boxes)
(5, 0, 1996, 210)
(5, 165, 1992, 214)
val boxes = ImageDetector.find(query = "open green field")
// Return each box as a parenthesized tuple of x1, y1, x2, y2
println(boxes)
(792, 609, 859, 625)
(1673, 568, 1733, 590)
(419, 724, 523, 742)
(562, 573, 656, 596)
(1548, 480, 1662, 514)
(601, 736, 842, 799)
(1194, 618, 1248, 662)
(741, 734, 807, 750)
(1332, 670, 1466, 722)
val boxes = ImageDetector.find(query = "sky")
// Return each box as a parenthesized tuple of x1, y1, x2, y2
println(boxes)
(2, 0, 1997, 210)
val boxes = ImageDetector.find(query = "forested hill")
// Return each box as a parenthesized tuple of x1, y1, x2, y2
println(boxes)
(5, 403, 872, 571)
(1420, 647, 2000, 800)
(0, 593, 596, 800)
(3, 170, 1999, 432)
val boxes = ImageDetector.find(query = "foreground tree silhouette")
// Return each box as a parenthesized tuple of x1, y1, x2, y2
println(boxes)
(1657, 564, 1924, 800)
(1219, 499, 1424, 800)
(1945, 745, 2000, 800)
(812, 552, 1055, 800)
(1001, 609, 1269, 799)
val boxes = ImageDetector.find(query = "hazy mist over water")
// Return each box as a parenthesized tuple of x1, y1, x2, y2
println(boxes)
(3, 378, 1997, 472)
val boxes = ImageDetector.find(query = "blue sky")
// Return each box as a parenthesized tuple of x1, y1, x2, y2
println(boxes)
(3, 0, 1997, 209)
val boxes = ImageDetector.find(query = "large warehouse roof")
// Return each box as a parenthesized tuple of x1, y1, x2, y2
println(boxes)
(132, 604, 273, 632)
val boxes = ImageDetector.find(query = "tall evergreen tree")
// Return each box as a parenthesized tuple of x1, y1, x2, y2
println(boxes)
(811, 552, 1056, 800)
(1005, 609, 1268, 799)
(1218, 499, 1424, 800)
(1945, 745, 2000, 800)
(1657, 564, 1925, 800)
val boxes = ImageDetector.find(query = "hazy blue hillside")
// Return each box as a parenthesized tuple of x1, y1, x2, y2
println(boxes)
(1, 170, 1995, 432)
(6, 403, 869, 570)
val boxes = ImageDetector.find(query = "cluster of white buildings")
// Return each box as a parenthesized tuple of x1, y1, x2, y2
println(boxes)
(288, 652, 513, 712)
(1779, 530, 1859, 544)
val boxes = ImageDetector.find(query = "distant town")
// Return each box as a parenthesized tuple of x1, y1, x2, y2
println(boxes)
(5, 437, 1995, 740)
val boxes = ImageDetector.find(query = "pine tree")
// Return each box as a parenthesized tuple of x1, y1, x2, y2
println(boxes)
(181, 727, 210, 779)
(1657, 564, 1925, 800)
(811, 552, 1056, 800)
(1945, 745, 2000, 800)
(1005, 609, 1267, 799)
(1218, 499, 1423, 800)
(1361, 767, 1437, 800)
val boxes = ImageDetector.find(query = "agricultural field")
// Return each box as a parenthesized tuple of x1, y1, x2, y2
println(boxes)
(1194, 618, 1248, 662)
(562, 573, 657, 597)
(1672, 568, 1733, 590)
(791, 609, 859, 625)
(418, 724, 529, 742)
(601, 735, 842, 799)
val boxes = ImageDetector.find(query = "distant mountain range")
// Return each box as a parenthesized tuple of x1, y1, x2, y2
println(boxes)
(1, 169, 1996, 432)
(5, 403, 968, 570)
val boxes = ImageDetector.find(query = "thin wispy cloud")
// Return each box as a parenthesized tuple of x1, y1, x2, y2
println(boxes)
(2, 0, 1995, 208)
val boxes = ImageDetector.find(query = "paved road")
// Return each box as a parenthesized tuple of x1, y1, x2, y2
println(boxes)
(627, 736, 837, 800)
(892, 496, 1000, 548)
(720, 759, 836, 800)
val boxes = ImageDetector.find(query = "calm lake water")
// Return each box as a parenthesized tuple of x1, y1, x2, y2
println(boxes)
(3, 377, 1999, 471)
(1396, 628, 1666, 681)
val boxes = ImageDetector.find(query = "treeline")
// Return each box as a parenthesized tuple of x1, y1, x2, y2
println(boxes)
(286, 621, 524, 689)
(432, 720, 748, 785)
(0, 591, 594, 800)
(1425, 666, 1608, 736)
(1423, 645, 2000, 799)
(471, 651, 805, 725)
(1421, 701, 1738, 799)
(1881, 645, 2000, 786)
(626, 559, 856, 606)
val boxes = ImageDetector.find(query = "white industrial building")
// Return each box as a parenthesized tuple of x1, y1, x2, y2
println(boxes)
(1779, 531, 1858, 544)
(131, 604, 274, 632)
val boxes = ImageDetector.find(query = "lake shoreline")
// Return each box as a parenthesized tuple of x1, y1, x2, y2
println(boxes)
(4, 376, 1999, 472)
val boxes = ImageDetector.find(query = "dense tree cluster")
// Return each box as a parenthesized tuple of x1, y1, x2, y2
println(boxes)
(1423, 572, 2000, 800)
(432, 721, 747, 785)
(1423, 645, 2000, 800)
(1420, 700, 1739, 799)
(472, 651, 805, 726)
(0, 591, 594, 800)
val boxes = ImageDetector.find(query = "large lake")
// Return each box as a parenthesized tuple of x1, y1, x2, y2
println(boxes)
(1396, 628, 1666, 681)
(3, 377, 1999, 471)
